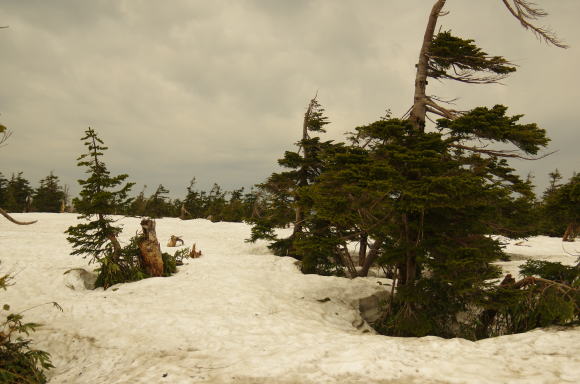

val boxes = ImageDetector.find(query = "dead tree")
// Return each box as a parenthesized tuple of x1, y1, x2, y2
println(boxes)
(0, 207, 37, 225)
(138, 219, 164, 276)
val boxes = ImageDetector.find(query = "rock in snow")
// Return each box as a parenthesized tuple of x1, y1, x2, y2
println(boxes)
(1, 213, 578, 384)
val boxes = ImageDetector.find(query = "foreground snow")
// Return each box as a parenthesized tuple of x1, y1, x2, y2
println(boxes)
(1, 213, 578, 384)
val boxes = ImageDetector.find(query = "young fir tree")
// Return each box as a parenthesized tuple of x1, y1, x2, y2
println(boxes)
(65, 128, 134, 273)
(33, 172, 65, 213)
(0, 274, 57, 384)
(247, 95, 333, 263)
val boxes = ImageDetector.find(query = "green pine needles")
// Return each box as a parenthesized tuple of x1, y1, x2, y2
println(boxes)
(65, 127, 189, 289)
(0, 274, 58, 384)
(65, 127, 135, 288)
(249, 0, 576, 340)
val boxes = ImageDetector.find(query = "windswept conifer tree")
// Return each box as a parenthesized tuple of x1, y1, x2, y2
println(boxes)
(247, 95, 335, 268)
(145, 184, 171, 218)
(66, 128, 134, 284)
(286, 0, 575, 338)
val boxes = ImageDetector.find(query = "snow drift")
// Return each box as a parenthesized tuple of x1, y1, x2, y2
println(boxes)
(1, 213, 578, 383)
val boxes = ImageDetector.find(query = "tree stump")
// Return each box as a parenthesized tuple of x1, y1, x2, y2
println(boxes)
(138, 219, 164, 276)
(189, 243, 202, 258)
(166, 235, 184, 247)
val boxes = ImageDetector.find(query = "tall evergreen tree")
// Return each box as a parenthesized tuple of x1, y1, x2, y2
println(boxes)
(65, 127, 134, 264)
(283, 0, 569, 338)
(183, 178, 206, 219)
(376, 0, 565, 337)
(33, 172, 65, 212)
(4, 172, 33, 212)
(127, 185, 148, 216)
(542, 173, 579, 241)
(247, 96, 333, 260)
(145, 184, 171, 218)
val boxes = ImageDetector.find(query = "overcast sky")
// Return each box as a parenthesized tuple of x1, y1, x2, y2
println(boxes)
(1, 0, 578, 198)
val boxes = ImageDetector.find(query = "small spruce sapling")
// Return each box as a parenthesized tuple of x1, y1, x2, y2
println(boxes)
(0, 272, 61, 384)
(65, 127, 135, 288)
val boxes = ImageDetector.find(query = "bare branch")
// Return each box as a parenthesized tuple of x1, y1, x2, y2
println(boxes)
(0, 129, 11, 147)
(450, 143, 556, 160)
(501, 0, 568, 48)
(425, 97, 462, 120)
(0, 207, 37, 225)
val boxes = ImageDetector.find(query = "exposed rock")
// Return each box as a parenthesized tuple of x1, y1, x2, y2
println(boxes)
(64, 268, 98, 290)
(358, 290, 390, 325)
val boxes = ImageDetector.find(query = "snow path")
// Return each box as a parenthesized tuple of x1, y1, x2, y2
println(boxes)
(1, 213, 579, 384)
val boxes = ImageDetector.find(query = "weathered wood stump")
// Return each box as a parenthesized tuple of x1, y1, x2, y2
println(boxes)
(166, 235, 184, 247)
(189, 243, 202, 258)
(138, 219, 164, 276)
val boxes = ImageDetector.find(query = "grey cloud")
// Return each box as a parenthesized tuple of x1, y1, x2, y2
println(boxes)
(0, 0, 578, 197)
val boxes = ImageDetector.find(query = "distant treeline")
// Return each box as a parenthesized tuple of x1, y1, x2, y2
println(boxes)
(0, 171, 263, 222)
(0, 169, 576, 237)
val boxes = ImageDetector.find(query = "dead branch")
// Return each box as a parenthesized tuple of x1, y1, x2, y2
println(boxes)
(501, 0, 568, 48)
(0, 207, 37, 225)
(450, 144, 555, 160)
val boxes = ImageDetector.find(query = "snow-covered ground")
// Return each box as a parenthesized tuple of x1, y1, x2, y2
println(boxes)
(1, 213, 578, 384)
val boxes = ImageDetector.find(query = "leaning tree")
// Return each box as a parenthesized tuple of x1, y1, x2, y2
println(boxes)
(291, 0, 574, 338)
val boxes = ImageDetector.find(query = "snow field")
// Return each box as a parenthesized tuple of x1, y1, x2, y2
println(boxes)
(1, 213, 579, 384)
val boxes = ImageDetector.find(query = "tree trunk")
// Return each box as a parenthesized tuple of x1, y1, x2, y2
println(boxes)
(358, 233, 368, 267)
(359, 238, 384, 277)
(340, 243, 358, 278)
(293, 97, 317, 236)
(409, 0, 447, 133)
(0, 207, 37, 225)
(138, 219, 164, 277)
(405, 253, 417, 283)
(179, 204, 191, 220)
(562, 222, 578, 242)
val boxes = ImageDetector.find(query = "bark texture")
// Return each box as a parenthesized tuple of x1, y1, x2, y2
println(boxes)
(189, 243, 202, 258)
(167, 235, 184, 247)
(138, 219, 164, 276)
(409, 0, 447, 133)
(562, 223, 578, 242)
